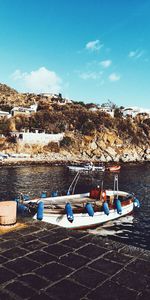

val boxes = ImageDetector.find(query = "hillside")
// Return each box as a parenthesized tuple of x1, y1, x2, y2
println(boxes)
(0, 83, 40, 111)
(0, 83, 150, 162)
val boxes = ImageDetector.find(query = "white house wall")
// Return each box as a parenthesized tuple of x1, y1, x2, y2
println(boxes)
(18, 132, 64, 145)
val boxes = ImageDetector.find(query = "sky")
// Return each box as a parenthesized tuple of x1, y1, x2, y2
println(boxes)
(0, 0, 150, 108)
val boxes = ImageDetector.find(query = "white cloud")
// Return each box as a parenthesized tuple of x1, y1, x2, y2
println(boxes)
(109, 73, 120, 82)
(79, 71, 103, 80)
(85, 40, 103, 51)
(11, 67, 62, 93)
(11, 69, 27, 80)
(128, 49, 144, 59)
(100, 60, 112, 68)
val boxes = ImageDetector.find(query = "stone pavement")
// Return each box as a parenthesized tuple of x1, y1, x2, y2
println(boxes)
(0, 220, 150, 300)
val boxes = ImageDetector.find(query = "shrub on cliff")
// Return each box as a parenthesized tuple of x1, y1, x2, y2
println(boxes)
(139, 123, 150, 137)
(6, 135, 17, 143)
(44, 142, 60, 152)
(114, 107, 123, 118)
(0, 118, 11, 135)
(60, 136, 72, 148)
(143, 118, 150, 127)
(81, 120, 96, 135)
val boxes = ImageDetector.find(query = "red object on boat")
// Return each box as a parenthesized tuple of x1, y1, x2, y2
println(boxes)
(90, 187, 101, 199)
(108, 165, 121, 172)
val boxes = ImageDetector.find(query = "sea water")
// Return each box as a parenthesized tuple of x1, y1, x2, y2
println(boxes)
(0, 163, 150, 250)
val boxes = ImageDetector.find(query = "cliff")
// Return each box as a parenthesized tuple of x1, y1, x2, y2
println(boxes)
(0, 83, 40, 111)
(0, 83, 150, 163)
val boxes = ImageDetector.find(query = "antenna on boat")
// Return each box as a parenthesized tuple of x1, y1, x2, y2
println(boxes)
(114, 174, 119, 199)
(67, 171, 80, 195)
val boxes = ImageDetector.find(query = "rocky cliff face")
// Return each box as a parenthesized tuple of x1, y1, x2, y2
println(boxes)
(0, 83, 149, 162)
(58, 131, 150, 162)
(0, 126, 149, 162)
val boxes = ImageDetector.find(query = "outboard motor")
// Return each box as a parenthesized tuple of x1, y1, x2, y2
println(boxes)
(65, 203, 74, 223)
(85, 203, 94, 217)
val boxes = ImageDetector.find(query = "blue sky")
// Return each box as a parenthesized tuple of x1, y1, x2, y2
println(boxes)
(0, 0, 150, 108)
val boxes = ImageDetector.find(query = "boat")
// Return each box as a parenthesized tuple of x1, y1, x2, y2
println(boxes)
(67, 163, 105, 172)
(107, 165, 121, 172)
(17, 174, 140, 230)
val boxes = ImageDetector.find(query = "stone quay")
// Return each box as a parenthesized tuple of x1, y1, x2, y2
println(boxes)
(0, 220, 150, 300)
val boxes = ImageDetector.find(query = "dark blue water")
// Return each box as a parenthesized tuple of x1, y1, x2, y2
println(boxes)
(0, 163, 150, 250)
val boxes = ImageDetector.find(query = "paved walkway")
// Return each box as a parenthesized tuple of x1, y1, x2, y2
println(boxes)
(0, 220, 150, 300)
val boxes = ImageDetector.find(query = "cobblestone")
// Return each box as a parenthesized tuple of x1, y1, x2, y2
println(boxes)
(0, 220, 150, 299)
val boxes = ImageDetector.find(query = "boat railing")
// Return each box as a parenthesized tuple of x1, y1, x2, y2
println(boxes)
(67, 171, 81, 195)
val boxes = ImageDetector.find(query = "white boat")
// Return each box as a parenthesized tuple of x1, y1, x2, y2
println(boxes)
(35, 191, 139, 229)
(67, 163, 105, 172)
(18, 175, 140, 230)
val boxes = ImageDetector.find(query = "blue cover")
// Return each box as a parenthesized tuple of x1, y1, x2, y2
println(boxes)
(37, 201, 44, 220)
(85, 203, 94, 216)
(103, 202, 110, 215)
(41, 191, 47, 198)
(51, 191, 58, 197)
(65, 203, 74, 222)
(134, 198, 140, 208)
(115, 199, 122, 214)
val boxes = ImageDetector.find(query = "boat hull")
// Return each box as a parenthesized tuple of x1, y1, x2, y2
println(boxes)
(68, 166, 105, 172)
(33, 201, 134, 229)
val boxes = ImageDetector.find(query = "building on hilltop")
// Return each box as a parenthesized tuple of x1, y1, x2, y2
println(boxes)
(87, 103, 99, 112)
(38, 93, 72, 105)
(38, 92, 55, 98)
(122, 107, 150, 119)
(98, 103, 115, 117)
(11, 103, 38, 117)
(94, 100, 115, 117)
(88, 101, 115, 117)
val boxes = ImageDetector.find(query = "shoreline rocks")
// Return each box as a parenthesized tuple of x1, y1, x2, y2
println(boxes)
(0, 130, 150, 165)
(0, 150, 149, 167)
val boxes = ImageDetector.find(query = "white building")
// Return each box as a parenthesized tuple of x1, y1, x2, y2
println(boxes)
(13, 130, 64, 145)
(11, 103, 38, 117)
(0, 110, 11, 118)
(38, 93, 72, 105)
(98, 106, 115, 118)
(122, 107, 150, 118)
(89, 107, 98, 112)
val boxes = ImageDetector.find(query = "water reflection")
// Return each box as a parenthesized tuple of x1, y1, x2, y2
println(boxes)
(89, 163, 150, 250)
